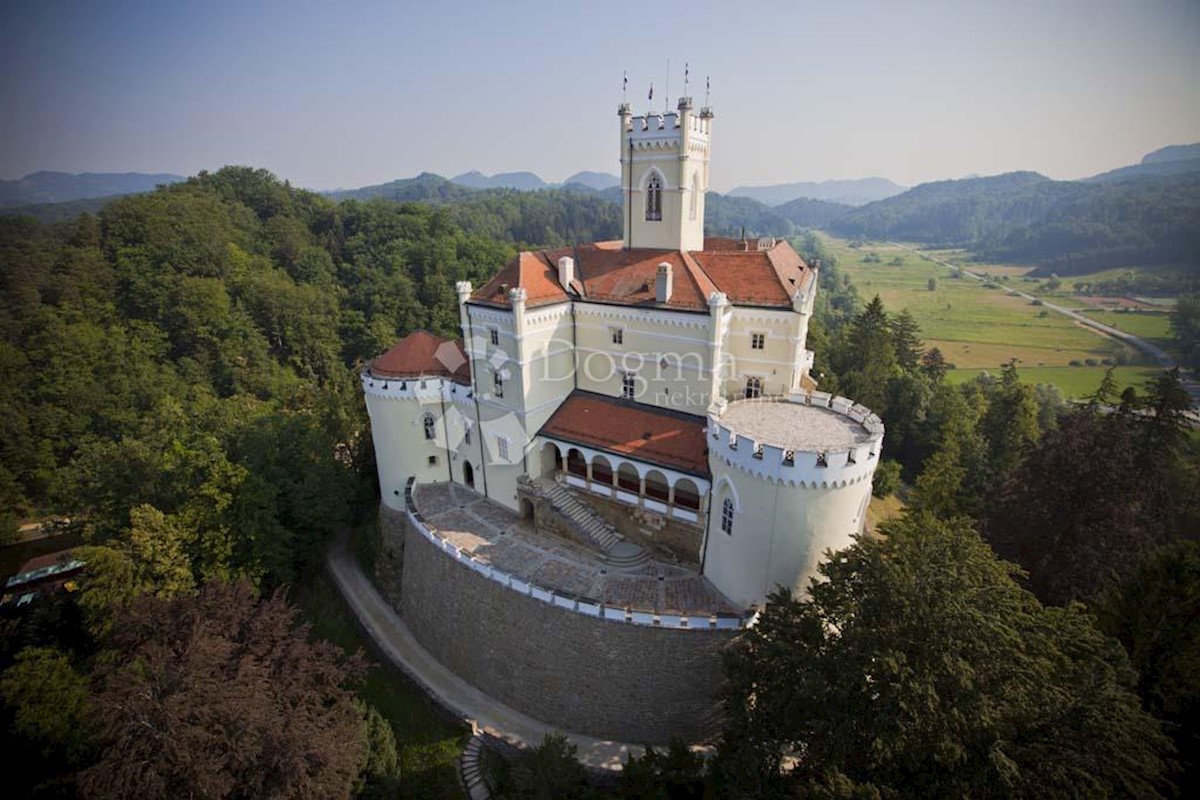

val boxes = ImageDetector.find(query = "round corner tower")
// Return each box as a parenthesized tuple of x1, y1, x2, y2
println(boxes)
(702, 393, 884, 610)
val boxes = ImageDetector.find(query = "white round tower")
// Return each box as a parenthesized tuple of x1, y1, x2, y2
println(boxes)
(702, 391, 884, 609)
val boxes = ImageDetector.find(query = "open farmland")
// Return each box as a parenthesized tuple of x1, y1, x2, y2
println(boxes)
(819, 235, 1162, 397)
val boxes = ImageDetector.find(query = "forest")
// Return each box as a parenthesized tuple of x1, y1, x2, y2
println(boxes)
(0, 170, 1197, 798)
(828, 171, 1200, 276)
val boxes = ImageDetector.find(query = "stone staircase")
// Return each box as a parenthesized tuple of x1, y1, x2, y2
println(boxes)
(458, 733, 492, 800)
(532, 478, 651, 569)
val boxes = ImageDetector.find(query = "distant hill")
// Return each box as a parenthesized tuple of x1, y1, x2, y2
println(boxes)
(829, 170, 1200, 274)
(1142, 143, 1200, 165)
(451, 171, 549, 191)
(562, 171, 620, 191)
(774, 197, 854, 229)
(0, 194, 124, 222)
(0, 171, 184, 207)
(728, 177, 906, 207)
(326, 172, 478, 203)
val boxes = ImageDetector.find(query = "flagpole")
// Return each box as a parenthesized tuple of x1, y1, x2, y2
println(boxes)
(664, 58, 670, 114)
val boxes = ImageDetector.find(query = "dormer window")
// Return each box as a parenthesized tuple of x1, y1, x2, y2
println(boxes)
(645, 174, 663, 221)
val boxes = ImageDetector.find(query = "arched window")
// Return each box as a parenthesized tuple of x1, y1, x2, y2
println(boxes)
(689, 172, 700, 220)
(645, 173, 663, 221)
(721, 497, 734, 535)
(422, 412, 436, 441)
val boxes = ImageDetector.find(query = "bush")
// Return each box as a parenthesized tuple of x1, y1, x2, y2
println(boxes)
(1031, 299, 1044, 306)
(872, 460, 902, 498)
(927, 277, 938, 292)
(1069, 360, 1083, 366)
(1085, 358, 1100, 367)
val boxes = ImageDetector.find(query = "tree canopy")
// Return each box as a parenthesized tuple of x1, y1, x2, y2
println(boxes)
(715, 513, 1173, 799)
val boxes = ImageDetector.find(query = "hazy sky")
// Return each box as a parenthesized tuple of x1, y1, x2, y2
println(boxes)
(1, 0, 1197, 191)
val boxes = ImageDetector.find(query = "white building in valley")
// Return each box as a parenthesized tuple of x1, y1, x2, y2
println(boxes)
(362, 95, 882, 614)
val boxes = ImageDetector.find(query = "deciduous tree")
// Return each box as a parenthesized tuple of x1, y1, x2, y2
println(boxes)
(715, 513, 1173, 799)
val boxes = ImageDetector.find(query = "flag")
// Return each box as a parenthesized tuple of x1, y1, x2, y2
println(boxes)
(648, 82, 653, 101)
(623, 71, 627, 92)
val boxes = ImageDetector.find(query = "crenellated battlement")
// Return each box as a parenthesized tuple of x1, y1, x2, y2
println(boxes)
(708, 392, 884, 487)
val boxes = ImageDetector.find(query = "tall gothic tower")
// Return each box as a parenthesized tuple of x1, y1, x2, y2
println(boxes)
(619, 96, 713, 252)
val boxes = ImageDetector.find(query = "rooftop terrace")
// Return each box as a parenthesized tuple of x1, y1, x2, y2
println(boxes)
(411, 482, 741, 618)
(718, 398, 876, 452)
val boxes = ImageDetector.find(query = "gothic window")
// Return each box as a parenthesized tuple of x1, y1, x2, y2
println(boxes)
(751, 332, 765, 350)
(497, 436, 510, 462)
(721, 497, 734, 535)
(744, 376, 763, 399)
(464, 424, 471, 446)
(422, 412, 436, 441)
(622, 372, 637, 399)
(612, 327, 623, 345)
(689, 172, 700, 220)
(645, 173, 663, 221)
(494, 372, 504, 398)
(489, 327, 499, 346)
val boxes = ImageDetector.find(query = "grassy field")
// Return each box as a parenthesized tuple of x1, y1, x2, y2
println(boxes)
(944, 365, 1162, 399)
(293, 564, 466, 799)
(823, 236, 1136, 374)
(1077, 309, 1174, 343)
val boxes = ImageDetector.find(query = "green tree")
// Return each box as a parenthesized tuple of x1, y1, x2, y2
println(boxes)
(1094, 541, 1200, 786)
(927, 276, 937, 291)
(502, 733, 595, 800)
(715, 513, 1173, 799)
(1172, 293, 1200, 368)
(978, 360, 1041, 481)
(888, 308, 923, 372)
(984, 408, 1176, 605)
(0, 647, 92, 762)
(620, 738, 708, 799)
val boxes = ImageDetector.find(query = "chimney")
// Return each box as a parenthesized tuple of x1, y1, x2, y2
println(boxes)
(656, 262, 673, 304)
(557, 256, 575, 290)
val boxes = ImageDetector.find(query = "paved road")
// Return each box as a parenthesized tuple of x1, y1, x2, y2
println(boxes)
(324, 532, 647, 771)
(892, 243, 1200, 410)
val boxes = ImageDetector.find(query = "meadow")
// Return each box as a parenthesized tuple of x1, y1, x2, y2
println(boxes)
(819, 235, 1167, 398)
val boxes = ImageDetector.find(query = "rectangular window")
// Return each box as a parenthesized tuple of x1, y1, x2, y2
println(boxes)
(489, 327, 499, 346)
(612, 327, 623, 345)
(428, 455, 439, 466)
(622, 372, 637, 399)
(497, 437, 509, 462)
(745, 376, 763, 399)
(721, 498, 734, 535)
(494, 372, 504, 398)
(751, 332, 765, 350)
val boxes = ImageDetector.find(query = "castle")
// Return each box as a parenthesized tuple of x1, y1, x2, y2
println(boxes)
(362, 96, 883, 743)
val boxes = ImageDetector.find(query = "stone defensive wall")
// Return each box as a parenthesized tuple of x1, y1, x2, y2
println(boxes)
(708, 391, 884, 488)
(384, 485, 742, 743)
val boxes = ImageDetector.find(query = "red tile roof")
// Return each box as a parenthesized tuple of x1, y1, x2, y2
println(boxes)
(369, 331, 471, 384)
(539, 391, 710, 477)
(469, 238, 813, 311)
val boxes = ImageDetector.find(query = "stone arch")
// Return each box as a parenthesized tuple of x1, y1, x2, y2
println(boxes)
(520, 498, 535, 522)
(644, 469, 670, 504)
(566, 448, 587, 478)
(591, 454, 614, 486)
(540, 441, 561, 478)
(674, 477, 701, 511)
(617, 462, 640, 493)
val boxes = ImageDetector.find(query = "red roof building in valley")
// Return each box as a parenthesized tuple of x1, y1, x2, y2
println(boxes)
(359, 87, 883, 745)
